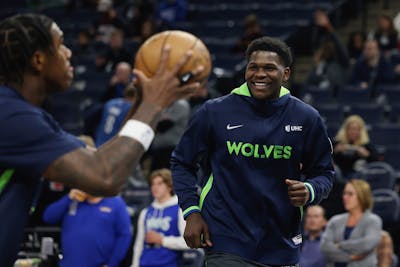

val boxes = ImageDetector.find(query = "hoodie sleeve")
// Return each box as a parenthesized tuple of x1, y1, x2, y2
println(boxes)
(170, 103, 211, 219)
(132, 208, 146, 267)
(301, 114, 335, 205)
(162, 208, 189, 250)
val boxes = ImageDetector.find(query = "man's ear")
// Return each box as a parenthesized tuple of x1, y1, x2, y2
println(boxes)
(30, 50, 46, 73)
(283, 67, 291, 82)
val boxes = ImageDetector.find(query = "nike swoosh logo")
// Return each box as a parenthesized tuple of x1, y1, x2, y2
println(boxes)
(226, 124, 244, 130)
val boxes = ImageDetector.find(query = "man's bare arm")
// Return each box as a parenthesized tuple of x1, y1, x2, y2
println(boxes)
(43, 46, 202, 196)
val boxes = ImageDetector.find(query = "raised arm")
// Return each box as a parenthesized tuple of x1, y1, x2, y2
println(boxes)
(44, 46, 203, 196)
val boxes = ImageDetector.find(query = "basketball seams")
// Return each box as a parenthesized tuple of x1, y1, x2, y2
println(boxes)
(179, 37, 199, 76)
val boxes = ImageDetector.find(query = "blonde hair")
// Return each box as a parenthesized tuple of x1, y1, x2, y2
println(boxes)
(335, 115, 369, 145)
(347, 179, 373, 211)
(149, 168, 174, 195)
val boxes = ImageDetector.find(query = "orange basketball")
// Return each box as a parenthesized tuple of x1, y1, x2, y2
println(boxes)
(134, 30, 211, 84)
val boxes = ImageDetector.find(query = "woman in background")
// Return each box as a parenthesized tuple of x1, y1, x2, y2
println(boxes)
(333, 115, 378, 179)
(320, 179, 382, 267)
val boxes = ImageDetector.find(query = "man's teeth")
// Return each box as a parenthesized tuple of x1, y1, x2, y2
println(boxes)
(254, 82, 267, 86)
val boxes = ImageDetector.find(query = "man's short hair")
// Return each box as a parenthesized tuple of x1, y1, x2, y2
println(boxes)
(245, 36, 293, 67)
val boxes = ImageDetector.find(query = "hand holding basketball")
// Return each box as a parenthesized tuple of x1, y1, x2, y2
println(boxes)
(133, 45, 204, 109)
(135, 30, 211, 83)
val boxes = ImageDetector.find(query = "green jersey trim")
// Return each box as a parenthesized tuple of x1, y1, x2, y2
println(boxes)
(0, 169, 14, 194)
(200, 174, 214, 210)
(304, 182, 315, 203)
(183, 205, 200, 217)
(231, 83, 290, 97)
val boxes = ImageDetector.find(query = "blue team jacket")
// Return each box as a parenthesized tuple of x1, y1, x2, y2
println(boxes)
(171, 83, 334, 266)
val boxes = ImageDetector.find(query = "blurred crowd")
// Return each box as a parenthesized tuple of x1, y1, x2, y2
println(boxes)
(7, 0, 400, 266)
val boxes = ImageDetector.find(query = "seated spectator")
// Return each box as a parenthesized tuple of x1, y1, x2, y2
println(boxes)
(43, 133, 132, 267)
(320, 179, 382, 267)
(377, 230, 394, 267)
(71, 30, 95, 60)
(102, 61, 133, 101)
(132, 169, 189, 267)
(351, 39, 395, 89)
(124, 0, 156, 39)
(148, 99, 190, 170)
(95, 84, 136, 147)
(333, 115, 378, 179)
(188, 80, 220, 116)
(133, 18, 159, 44)
(347, 31, 366, 64)
(92, 0, 126, 43)
(371, 13, 398, 57)
(232, 14, 264, 55)
(306, 10, 349, 89)
(299, 205, 327, 267)
(311, 9, 337, 51)
(96, 29, 132, 73)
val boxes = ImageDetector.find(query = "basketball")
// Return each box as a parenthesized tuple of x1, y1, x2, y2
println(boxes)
(134, 30, 212, 84)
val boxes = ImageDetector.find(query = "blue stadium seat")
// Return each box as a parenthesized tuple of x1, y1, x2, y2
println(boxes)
(357, 162, 396, 190)
(348, 104, 386, 125)
(336, 86, 371, 105)
(213, 54, 243, 70)
(383, 146, 400, 171)
(301, 86, 335, 105)
(389, 104, 400, 123)
(325, 122, 340, 139)
(372, 189, 400, 227)
(316, 104, 344, 125)
(381, 85, 400, 105)
(369, 124, 400, 146)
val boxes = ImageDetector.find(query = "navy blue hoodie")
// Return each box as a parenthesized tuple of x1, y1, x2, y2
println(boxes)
(171, 83, 334, 265)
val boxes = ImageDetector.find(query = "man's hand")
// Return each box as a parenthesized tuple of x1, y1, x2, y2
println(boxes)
(68, 189, 87, 202)
(285, 179, 310, 206)
(314, 10, 334, 32)
(133, 44, 204, 110)
(145, 231, 163, 245)
(184, 213, 212, 248)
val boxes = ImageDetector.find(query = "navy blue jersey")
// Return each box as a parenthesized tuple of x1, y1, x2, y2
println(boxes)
(0, 86, 83, 266)
(95, 98, 132, 147)
(171, 83, 334, 266)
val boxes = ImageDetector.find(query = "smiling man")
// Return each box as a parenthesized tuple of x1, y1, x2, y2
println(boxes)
(171, 36, 335, 267)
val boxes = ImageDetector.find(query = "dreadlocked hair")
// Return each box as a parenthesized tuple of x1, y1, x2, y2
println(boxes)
(0, 13, 54, 86)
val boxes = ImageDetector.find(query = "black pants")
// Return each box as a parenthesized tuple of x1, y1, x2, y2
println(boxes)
(205, 252, 299, 267)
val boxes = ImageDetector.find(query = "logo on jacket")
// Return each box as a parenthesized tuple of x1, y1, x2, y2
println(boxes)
(100, 206, 112, 213)
(226, 141, 292, 159)
(146, 216, 172, 231)
(226, 124, 244, 130)
(285, 125, 302, 132)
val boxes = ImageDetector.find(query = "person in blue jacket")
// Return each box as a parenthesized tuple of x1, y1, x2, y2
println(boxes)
(43, 188, 132, 267)
(171, 36, 335, 267)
